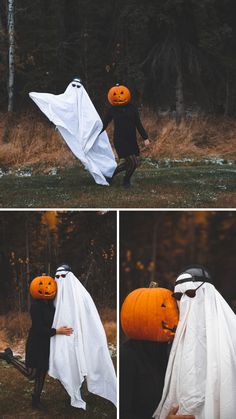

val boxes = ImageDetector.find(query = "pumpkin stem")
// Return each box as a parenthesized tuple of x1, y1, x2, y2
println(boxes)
(149, 281, 159, 288)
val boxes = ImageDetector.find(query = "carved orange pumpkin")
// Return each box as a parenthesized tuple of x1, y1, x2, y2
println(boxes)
(121, 287, 179, 342)
(108, 84, 131, 106)
(30, 275, 57, 300)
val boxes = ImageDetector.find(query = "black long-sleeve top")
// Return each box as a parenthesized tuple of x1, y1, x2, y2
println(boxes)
(120, 340, 169, 419)
(102, 103, 148, 158)
(25, 299, 56, 369)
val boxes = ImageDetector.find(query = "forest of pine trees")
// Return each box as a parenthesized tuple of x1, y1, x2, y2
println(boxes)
(0, 0, 236, 117)
(0, 211, 116, 313)
(120, 211, 236, 308)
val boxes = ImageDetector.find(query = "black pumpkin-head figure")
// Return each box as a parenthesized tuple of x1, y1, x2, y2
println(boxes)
(30, 275, 57, 300)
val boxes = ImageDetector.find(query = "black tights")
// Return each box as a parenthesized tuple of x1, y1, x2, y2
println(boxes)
(113, 154, 138, 184)
(2, 355, 47, 400)
(33, 369, 47, 401)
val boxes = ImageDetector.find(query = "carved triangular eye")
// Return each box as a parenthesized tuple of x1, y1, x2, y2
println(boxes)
(39, 282, 43, 285)
(161, 303, 166, 308)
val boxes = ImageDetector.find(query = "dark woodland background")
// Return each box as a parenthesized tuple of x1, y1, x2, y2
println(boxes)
(1, 0, 236, 115)
(120, 211, 236, 311)
(0, 211, 116, 314)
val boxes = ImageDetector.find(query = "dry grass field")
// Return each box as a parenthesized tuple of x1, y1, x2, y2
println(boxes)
(0, 111, 236, 170)
(0, 111, 235, 208)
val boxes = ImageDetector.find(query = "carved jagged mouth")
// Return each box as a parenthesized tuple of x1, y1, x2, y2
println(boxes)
(162, 321, 177, 334)
(38, 290, 52, 295)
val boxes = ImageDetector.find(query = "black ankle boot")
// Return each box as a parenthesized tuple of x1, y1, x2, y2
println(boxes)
(32, 394, 47, 411)
(123, 179, 131, 188)
(105, 176, 113, 185)
(0, 347, 14, 364)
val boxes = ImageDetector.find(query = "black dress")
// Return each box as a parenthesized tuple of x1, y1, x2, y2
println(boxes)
(25, 300, 56, 370)
(102, 104, 148, 158)
(120, 340, 169, 419)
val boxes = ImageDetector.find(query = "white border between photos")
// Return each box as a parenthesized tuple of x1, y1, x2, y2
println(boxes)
(117, 210, 120, 419)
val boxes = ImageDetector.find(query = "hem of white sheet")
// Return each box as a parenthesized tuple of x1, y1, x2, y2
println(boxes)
(71, 398, 86, 410)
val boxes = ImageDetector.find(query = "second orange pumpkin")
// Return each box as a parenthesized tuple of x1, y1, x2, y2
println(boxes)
(121, 287, 179, 342)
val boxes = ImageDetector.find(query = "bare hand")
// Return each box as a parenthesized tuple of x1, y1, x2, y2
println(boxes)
(144, 139, 150, 147)
(166, 406, 195, 419)
(56, 326, 73, 336)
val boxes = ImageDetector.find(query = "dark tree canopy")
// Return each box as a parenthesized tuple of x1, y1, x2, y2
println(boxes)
(1, 0, 236, 115)
(0, 211, 116, 313)
(120, 211, 236, 308)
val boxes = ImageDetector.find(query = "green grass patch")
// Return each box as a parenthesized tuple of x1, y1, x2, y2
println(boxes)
(0, 163, 236, 208)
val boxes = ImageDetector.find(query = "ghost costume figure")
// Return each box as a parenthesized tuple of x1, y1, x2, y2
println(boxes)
(48, 265, 117, 409)
(29, 78, 117, 185)
(153, 265, 236, 419)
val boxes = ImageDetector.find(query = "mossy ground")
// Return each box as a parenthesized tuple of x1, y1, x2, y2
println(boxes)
(0, 161, 235, 208)
(0, 360, 116, 418)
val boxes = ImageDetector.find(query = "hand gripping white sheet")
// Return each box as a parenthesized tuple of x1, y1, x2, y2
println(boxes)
(153, 275, 236, 419)
(29, 80, 117, 185)
(48, 269, 117, 409)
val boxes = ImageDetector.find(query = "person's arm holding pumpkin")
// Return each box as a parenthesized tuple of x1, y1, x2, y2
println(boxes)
(134, 107, 150, 147)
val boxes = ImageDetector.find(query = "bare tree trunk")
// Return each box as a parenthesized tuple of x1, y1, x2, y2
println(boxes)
(1, 5, 10, 141)
(25, 218, 31, 311)
(224, 74, 230, 116)
(83, 258, 96, 288)
(186, 213, 196, 262)
(46, 225, 51, 275)
(53, 0, 66, 76)
(0, 7, 4, 32)
(150, 219, 159, 283)
(8, 0, 15, 112)
(175, 68, 184, 123)
(83, 19, 89, 89)
(174, 39, 184, 123)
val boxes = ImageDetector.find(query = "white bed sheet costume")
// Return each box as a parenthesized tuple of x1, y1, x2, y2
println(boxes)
(48, 265, 117, 410)
(29, 79, 117, 186)
(153, 266, 236, 419)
